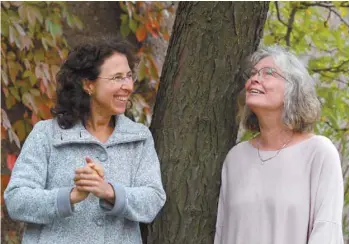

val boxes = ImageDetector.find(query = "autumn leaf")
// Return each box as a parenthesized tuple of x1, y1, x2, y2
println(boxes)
(6, 154, 17, 171)
(136, 26, 147, 42)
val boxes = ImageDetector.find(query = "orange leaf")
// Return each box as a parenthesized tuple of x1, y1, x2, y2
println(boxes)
(38, 103, 51, 119)
(31, 113, 40, 125)
(1, 126, 7, 140)
(163, 32, 170, 41)
(136, 26, 147, 42)
(7, 154, 17, 171)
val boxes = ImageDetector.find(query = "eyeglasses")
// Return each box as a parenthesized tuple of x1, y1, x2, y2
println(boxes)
(98, 73, 138, 84)
(242, 67, 288, 82)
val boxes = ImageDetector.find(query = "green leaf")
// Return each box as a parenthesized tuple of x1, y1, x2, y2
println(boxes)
(9, 87, 21, 101)
(18, 4, 28, 22)
(137, 59, 147, 81)
(13, 120, 26, 142)
(1, 11, 10, 37)
(49, 22, 62, 37)
(5, 95, 16, 109)
(23, 70, 37, 86)
(1, 70, 9, 86)
(72, 15, 83, 30)
(30, 88, 41, 96)
(120, 23, 130, 38)
(129, 18, 138, 33)
(120, 14, 128, 24)
(263, 35, 274, 45)
(34, 49, 45, 62)
(9, 25, 20, 47)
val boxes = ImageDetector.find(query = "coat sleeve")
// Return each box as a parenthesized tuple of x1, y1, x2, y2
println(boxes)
(308, 140, 344, 244)
(100, 129, 166, 223)
(4, 121, 74, 224)
(214, 161, 227, 244)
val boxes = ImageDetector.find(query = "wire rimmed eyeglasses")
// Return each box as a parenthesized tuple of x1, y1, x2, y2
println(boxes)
(98, 73, 138, 84)
(242, 67, 288, 82)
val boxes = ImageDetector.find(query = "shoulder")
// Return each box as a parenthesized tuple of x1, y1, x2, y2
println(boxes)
(307, 135, 341, 174)
(28, 119, 55, 138)
(224, 141, 251, 163)
(116, 115, 152, 138)
(308, 135, 339, 159)
(21, 119, 55, 150)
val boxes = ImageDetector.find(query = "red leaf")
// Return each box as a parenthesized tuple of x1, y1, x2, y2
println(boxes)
(31, 113, 40, 125)
(7, 154, 17, 170)
(1, 174, 11, 205)
(136, 26, 147, 42)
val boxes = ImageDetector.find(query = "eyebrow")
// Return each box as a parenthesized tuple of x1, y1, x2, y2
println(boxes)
(110, 71, 132, 76)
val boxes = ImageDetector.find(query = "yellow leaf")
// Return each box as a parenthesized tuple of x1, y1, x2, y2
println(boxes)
(339, 7, 348, 17)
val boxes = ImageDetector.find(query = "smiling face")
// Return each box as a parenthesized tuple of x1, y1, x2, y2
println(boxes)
(245, 56, 286, 114)
(84, 52, 134, 116)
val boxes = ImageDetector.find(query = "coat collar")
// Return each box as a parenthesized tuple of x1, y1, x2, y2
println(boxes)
(52, 114, 148, 147)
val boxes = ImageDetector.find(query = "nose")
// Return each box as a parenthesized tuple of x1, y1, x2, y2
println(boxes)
(120, 79, 134, 92)
(245, 75, 260, 89)
(250, 71, 260, 83)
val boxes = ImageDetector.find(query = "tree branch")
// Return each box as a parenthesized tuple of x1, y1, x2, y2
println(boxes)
(311, 59, 349, 73)
(274, 2, 288, 27)
(300, 2, 349, 28)
(149, 2, 175, 13)
(340, 2, 349, 8)
(285, 7, 298, 46)
(325, 121, 349, 132)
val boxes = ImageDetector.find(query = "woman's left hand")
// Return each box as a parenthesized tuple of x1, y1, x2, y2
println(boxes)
(74, 159, 115, 203)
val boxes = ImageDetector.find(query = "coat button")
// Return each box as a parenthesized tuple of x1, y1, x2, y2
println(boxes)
(96, 218, 104, 226)
(99, 153, 108, 162)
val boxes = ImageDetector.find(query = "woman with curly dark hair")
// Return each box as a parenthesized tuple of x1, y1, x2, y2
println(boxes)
(5, 36, 166, 244)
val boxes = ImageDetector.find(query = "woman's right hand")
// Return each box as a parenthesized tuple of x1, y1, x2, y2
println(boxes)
(70, 187, 89, 204)
(70, 157, 105, 205)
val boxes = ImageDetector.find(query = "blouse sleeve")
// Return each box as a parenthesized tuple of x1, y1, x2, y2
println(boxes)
(308, 139, 344, 244)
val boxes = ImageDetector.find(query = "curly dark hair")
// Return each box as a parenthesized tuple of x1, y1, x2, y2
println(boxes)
(51, 36, 139, 129)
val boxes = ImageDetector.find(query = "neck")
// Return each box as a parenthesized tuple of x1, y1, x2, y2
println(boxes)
(256, 111, 293, 149)
(86, 104, 113, 132)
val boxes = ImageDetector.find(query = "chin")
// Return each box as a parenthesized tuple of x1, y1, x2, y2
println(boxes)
(112, 108, 127, 115)
(246, 101, 268, 111)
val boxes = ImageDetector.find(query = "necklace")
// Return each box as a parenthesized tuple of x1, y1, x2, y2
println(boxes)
(256, 134, 293, 164)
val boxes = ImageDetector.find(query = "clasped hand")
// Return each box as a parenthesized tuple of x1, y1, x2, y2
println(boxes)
(70, 157, 115, 204)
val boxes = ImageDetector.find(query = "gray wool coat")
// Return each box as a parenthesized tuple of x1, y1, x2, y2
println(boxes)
(4, 115, 166, 244)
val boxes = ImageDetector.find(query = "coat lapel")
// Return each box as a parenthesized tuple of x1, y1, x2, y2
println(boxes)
(52, 115, 148, 147)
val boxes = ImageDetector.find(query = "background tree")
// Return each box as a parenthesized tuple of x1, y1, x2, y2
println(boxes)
(147, 2, 269, 243)
(1, 1, 349, 243)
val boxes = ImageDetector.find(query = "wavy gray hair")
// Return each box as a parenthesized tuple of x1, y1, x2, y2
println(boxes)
(240, 45, 321, 132)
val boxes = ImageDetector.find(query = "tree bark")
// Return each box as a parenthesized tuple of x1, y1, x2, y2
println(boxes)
(147, 2, 269, 243)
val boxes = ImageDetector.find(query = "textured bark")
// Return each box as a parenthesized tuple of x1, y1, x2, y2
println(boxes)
(147, 2, 269, 243)
(64, 2, 123, 46)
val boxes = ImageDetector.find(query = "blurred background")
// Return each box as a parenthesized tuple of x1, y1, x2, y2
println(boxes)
(1, 1, 348, 243)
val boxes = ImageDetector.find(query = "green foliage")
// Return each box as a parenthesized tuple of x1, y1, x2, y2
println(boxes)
(1, 2, 82, 147)
(240, 1, 349, 236)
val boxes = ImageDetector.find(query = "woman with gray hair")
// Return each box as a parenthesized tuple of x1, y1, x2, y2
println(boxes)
(214, 45, 344, 244)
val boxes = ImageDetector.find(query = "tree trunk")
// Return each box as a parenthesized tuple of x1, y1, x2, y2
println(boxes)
(147, 2, 269, 243)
